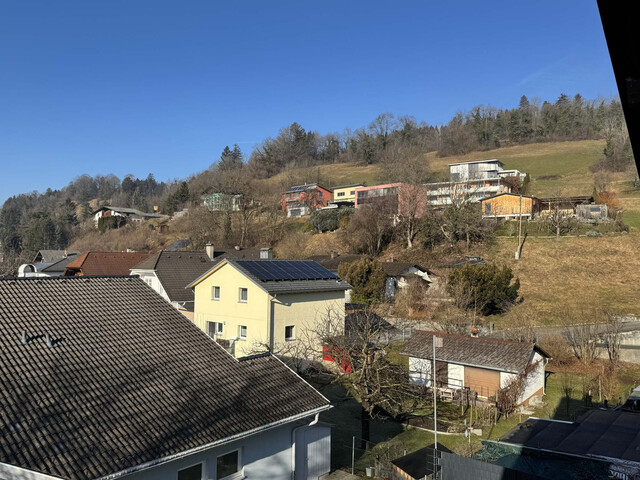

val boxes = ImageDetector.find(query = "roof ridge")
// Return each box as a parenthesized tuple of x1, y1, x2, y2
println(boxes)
(0, 275, 138, 281)
(414, 329, 535, 347)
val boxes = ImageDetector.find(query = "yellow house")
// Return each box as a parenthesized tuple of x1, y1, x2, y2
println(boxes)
(188, 259, 351, 358)
(331, 183, 365, 204)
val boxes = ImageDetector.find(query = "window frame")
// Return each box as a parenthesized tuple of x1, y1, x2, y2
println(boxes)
(177, 462, 203, 480)
(238, 325, 247, 340)
(239, 287, 248, 303)
(207, 321, 223, 337)
(212, 285, 221, 301)
(285, 325, 295, 341)
(216, 449, 242, 480)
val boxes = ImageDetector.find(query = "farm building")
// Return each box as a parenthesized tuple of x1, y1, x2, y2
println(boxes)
(481, 193, 536, 219)
(535, 196, 593, 216)
(403, 331, 550, 404)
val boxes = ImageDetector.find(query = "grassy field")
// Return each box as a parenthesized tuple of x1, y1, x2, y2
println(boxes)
(482, 232, 640, 325)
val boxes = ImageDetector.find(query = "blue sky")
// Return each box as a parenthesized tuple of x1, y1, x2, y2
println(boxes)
(0, 0, 617, 203)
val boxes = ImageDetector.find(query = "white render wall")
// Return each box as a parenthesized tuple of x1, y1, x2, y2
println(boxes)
(448, 363, 464, 389)
(409, 357, 432, 387)
(499, 351, 546, 404)
(121, 422, 330, 480)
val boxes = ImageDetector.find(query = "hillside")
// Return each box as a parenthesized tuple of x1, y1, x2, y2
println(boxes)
(6, 139, 640, 327)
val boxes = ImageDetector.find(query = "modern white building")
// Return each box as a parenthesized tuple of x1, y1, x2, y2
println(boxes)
(424, 160, 527, 207)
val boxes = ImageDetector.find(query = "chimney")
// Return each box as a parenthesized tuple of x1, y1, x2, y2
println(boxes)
(205, 243, 215, 261)
(260, 248, 273, 260)
(470, 327, 479, 338)
(21, 330, 30, 345)
(234, 245, 241, 251)
(330, 251, 337, 259)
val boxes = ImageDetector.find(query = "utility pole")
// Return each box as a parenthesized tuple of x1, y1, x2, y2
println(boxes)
(432, 335, 442, 479)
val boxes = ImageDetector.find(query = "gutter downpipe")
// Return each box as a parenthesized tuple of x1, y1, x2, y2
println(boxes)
(269, 294, 277, 353)
(291, 413, 320, 480)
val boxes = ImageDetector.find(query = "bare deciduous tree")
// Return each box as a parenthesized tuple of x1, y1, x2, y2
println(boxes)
(563, 310, 602, 365)
(600, 310, 624, 364)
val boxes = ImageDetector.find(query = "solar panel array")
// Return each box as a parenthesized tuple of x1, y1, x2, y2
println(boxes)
(236, 260, 339, 282)
(288, 185, 311, 192)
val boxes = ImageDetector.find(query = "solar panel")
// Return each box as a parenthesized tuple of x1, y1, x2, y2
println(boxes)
(288, 185, 308, 192)
(236, 260, 338, 281)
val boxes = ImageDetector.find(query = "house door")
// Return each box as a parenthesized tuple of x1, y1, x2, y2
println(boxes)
(436, 361, 448, 388)
(295, 426, 331, 480)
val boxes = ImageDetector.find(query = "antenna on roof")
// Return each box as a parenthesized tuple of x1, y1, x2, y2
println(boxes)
(21, 330, 30, 345)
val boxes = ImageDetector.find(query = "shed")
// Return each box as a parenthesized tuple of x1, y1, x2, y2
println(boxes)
(403, 331, 550, 404)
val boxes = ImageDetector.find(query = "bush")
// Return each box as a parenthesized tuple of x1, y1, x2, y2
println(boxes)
(309, 208, 354, 232)
(338, 258, 387, 305)
(447, 263, 520, 316)
(97, 215, 127, 233)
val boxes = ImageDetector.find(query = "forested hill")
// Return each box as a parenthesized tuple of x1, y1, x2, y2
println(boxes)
(0, 93, 634, 265)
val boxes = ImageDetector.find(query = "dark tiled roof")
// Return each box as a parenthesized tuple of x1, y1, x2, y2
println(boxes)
(381, 262, 433, 277)
(403, 330, 549, 374)
(230, 259, 351, 294)
(64, 252, 150, 276)
(33, 250, 70, 264)
(40, 253, 81, 273)
(308, 254, 368, 272)
(0, 276, 329, 480)
(132, 250, 214, 303)
(500, 410, 640, 463)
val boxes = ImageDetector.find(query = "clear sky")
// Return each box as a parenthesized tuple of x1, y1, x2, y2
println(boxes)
(0, 0, 617, 203)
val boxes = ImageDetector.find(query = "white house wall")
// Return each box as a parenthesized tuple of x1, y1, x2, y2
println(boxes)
(121, 422, 330, 480)
(448, 363, 464, 389)
(499, 352, 546, 404)
(409, 357, 431, 387)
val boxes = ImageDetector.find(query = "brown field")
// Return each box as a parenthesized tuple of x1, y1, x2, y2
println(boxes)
(485, 232, 640, 325)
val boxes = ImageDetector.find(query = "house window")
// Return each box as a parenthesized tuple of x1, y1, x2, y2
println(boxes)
(207, 321, 223, 337)
(337, 191, 345, 197)
(217, 450, 240, 480)
(238, 325, 247, 339)
(178, 464, 202, 480)
(350, 190, 355, 195)
(239, 288, 248, 303)
(484, 203, 491, 213)
(285, 325, 295, 341)
(212, 286, 220, 300)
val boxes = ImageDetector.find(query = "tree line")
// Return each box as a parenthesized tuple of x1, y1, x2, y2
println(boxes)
(1, 93, 632, 263)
